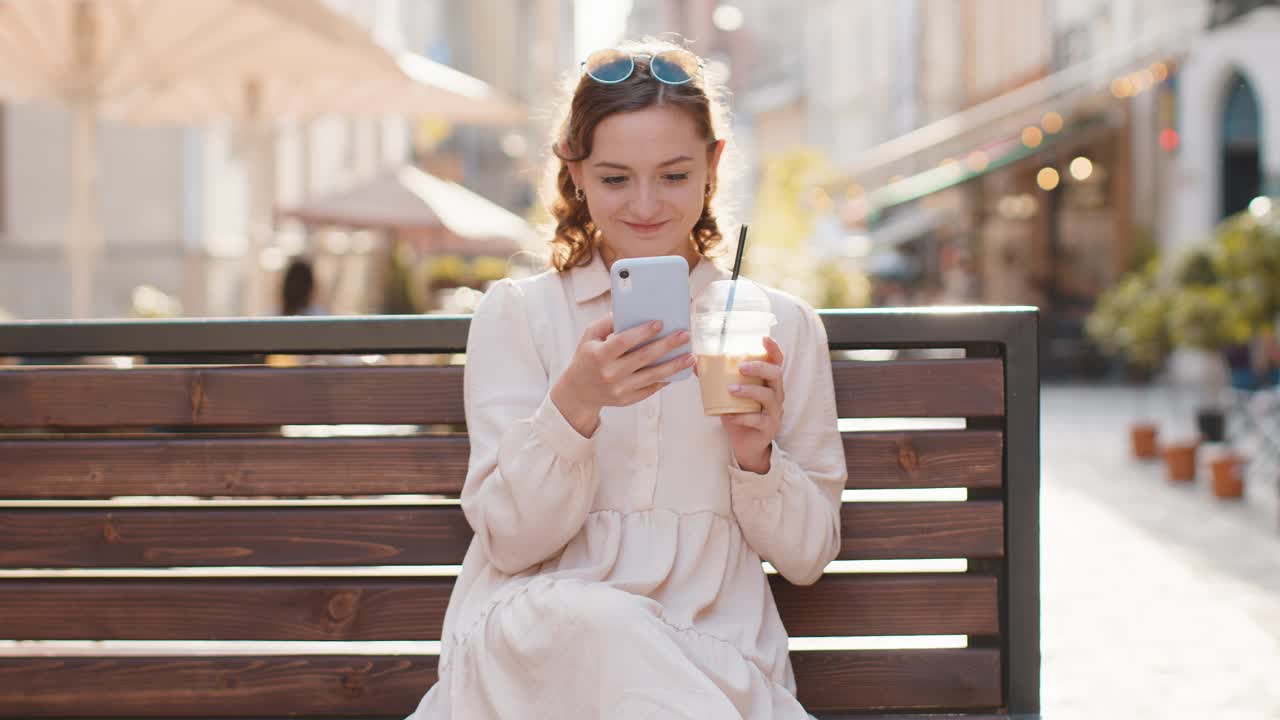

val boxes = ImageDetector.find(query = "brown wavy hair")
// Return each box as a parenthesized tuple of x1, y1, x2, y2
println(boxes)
(545, 39, 732, 272)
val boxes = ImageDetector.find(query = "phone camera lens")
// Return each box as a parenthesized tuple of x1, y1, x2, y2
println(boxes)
(619, 270, 630, 279)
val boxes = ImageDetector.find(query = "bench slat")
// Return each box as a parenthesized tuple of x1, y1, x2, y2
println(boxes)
(772, 574, 998, 637)
(0, 655, 434, 717)
(832, 359, 1003, 418)
(0, 366, 467, 428)
(794, 648, 1002, 713)
(845, 430, 1002, 489)
(0, 649, 1002, 716)
(0, 506, 474, 567)
(0, 429, 1000, 498)
(0, 574, 998, 641)
(839, 501, 1003, 560)
(0, 358, 1002, 430)
(0, 436, 471, 498)
(0, 502, 1002, 568)
(0, 578, 454, 640)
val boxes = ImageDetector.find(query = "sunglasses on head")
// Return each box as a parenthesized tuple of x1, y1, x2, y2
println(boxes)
(582, 48, 703, 85)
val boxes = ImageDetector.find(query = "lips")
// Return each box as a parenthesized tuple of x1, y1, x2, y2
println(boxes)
(622, 220, 668, 234)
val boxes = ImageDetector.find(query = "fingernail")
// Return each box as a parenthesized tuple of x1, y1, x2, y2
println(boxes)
(650, 320, 662, 330)
(728, 384, 742, 393)
(677, 330, 690, 340)
(685, 355, 696, 366)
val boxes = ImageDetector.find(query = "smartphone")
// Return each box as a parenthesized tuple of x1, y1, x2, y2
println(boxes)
(610, 255, 693, 382)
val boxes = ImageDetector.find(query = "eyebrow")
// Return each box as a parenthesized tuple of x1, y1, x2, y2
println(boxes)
(592, 155, 695, 170)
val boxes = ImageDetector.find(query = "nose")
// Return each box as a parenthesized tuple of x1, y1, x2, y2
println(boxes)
(628, 179, 662, 220)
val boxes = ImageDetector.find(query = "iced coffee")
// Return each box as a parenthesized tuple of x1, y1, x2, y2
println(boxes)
(691, 279, 776, 416)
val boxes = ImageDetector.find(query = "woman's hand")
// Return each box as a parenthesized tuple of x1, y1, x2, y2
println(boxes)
(551, 314, 695, 437)
(720, 336, 785, 474)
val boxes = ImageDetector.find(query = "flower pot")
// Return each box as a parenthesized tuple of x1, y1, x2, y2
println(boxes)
(1195, 408, 1226, 443)
(1163, 442, 1198, 482)
(1209, 454, 1245, 499)
(1130, 423, 1159, 459)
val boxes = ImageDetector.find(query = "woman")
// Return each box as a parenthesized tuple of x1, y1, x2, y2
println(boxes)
(408, 40, 846, 719)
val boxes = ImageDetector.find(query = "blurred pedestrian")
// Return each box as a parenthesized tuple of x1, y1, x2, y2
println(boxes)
(280, 257, 325, 316)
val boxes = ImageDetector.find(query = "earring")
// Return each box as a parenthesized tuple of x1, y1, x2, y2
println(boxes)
(574, 186, 585, 202)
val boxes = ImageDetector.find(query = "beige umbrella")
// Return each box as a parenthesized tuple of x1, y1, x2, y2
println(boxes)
(0, 0, 525, 318)
(280, 164, 538, 258)
(115, 47, 526, 315)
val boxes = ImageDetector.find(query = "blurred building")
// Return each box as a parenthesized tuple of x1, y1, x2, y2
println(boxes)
(0, 0, 572, 320)
(1169, 0, 1280, 251)
(429, 0, 575, 210)
(624, 0, 1231, 376)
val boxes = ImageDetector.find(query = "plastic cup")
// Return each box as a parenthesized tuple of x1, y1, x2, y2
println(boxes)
(691, 279, 776, 415)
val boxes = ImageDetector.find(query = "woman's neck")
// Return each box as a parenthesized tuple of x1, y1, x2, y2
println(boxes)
(599, 243, 700, 274)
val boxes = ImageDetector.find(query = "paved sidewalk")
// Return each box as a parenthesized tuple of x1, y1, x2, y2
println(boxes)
(1040, 384, 1280, 719)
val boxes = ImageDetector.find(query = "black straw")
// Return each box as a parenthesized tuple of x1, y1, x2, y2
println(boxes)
(729, 224, 748, 281)
(718, 225, 749, 353)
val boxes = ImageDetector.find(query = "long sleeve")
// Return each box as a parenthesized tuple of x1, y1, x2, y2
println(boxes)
(459, 279, 598, 575)
(728, 300, 846, 586)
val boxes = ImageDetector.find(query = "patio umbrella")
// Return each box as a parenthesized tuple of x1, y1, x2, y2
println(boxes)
(111, 47, 526, 315)
(280, 164, 538, 258)
(0, 0, 525, 317)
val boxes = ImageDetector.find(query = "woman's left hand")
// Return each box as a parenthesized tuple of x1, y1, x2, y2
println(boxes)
(721, 336, 785, 474)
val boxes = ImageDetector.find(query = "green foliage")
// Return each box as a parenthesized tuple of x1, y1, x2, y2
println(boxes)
(1088, 204, 1280, 361)
(1166, 284, 1254, 350)
(1085, 260, 1172, 369)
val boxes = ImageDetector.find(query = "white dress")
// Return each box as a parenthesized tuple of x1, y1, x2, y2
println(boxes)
(406, 252, 847, 719)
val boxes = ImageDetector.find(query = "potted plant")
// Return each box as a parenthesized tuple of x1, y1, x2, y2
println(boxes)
(1086, 259, 1172, 459)
(1208, 449, 1246, 499)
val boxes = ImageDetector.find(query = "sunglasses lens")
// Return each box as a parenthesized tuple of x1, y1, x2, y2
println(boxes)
(651, 50, 698, 84)
(585, 49, 634, 83)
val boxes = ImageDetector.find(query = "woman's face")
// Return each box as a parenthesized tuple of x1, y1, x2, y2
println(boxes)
(569, 104, 724, 267)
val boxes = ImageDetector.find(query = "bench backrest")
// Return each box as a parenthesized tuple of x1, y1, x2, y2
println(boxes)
(0, 308, 1039, 718)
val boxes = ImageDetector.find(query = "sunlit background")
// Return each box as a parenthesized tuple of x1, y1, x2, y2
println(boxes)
(1, 2, 1279, 717)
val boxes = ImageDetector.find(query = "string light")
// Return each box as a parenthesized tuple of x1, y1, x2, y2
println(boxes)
(1036, 167, 1060, 191)
(1042, 112, 1064, 134)
(1022, 126, 1044, 148)
(1069, 156, 1093, 181)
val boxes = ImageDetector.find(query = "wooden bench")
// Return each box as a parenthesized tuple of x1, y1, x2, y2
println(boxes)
(0, 308, 1040, 719)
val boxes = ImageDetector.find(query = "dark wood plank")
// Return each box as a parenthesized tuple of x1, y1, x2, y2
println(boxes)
(0, 655, 437, 717)
(845, 430, 1003, 489)
(816, 716, 1010, 720)
(0, 365, 465, 428)
(0, 429, 997, 499)
(0, 501, 999, 569)
(0, 506, 474, 568)
(0, 436, 470, 499)
(793, 649, 1002, 713)
(0, 573, 997, 642)
(0, 579, 453, 641)
(832, 359, 1004, 418)
(770, 574, 998, 637)
(0, 359, 1001, 428)
(0, 650, 1000, 717)
(838, 501, 1004, 560)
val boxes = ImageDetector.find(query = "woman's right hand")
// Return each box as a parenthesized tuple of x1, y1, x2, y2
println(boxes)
(550, 314, 695, 437)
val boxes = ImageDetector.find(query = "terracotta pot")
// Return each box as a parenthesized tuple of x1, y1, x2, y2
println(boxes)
(1163, 442, 1198, 483)
(1209, 454, 1245, 499)
(1130, 423, 1159, 459)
